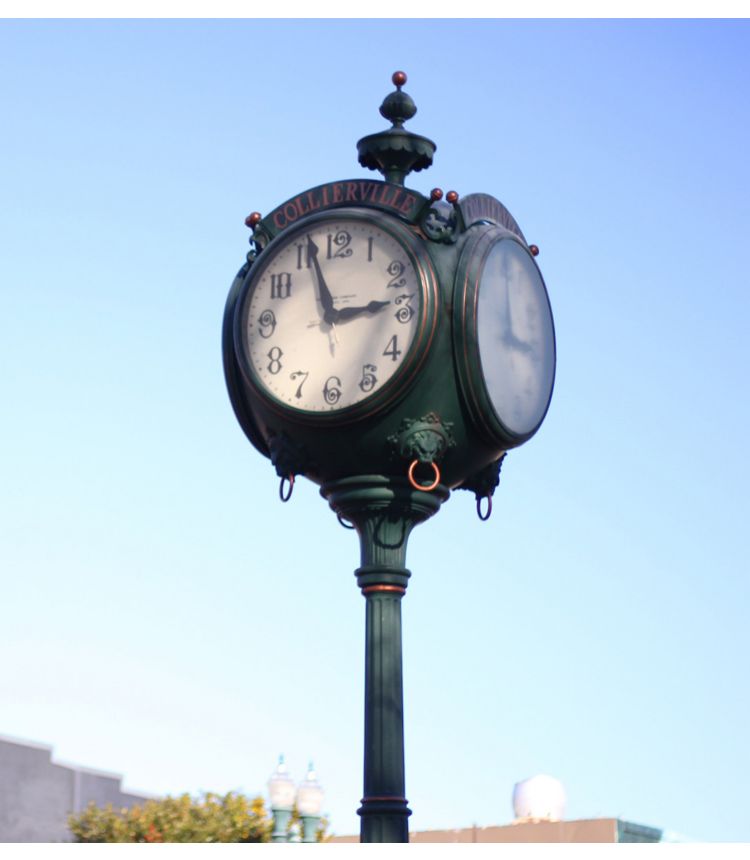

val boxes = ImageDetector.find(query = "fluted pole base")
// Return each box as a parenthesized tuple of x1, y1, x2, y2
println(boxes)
(321, 476, 449, 843)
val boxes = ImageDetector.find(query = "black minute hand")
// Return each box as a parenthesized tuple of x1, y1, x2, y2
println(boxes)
(335, 300, 391, 322)
(307, 236, 337, 324)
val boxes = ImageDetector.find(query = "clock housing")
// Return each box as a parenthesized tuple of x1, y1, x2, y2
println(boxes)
(453, 225, 556, 448)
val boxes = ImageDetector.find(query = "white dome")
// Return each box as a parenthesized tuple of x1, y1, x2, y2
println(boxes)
(512, 774, 566, 822)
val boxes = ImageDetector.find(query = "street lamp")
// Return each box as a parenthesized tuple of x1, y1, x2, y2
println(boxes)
(268, 757, 324, 843)
(296, 764, 325, 843)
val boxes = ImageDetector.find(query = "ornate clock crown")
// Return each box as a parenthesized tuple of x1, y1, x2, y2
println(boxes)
(357, 71, 436, 187)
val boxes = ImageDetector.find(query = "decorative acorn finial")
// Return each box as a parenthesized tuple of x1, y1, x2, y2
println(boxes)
(379, 70, 417, 128)
(357, 71, 436, 187)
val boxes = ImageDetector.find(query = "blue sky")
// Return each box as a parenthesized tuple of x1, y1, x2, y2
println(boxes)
(1, 20, 749, 842)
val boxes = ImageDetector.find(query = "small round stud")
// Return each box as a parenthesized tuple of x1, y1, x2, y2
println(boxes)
(430, 188, 443, 201)
(446, 190, 459, 204)
(392, 70, 407, 88)
(530, 244, 540, 257)
(245, 212, 262, 229)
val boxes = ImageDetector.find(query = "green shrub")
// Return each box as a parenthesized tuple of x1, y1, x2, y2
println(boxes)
(69, 792, 273, 843)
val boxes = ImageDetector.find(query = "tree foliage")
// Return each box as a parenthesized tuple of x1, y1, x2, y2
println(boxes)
(69, 792, 273, 843)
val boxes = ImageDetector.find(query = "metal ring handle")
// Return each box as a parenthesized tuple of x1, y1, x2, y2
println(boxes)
(407, 459, 441, 493)
(337, 514, 355, 530)
(279, 473, 294, 502)
(477, 494, 493, 521)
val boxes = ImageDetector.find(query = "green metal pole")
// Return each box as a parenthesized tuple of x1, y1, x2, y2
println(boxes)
(321, 475, 449, 843)
(300, 815, 320, 843)
(270, 808, 291, 843)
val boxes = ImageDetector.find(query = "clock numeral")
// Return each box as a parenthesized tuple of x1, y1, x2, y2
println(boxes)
(326, 230, 352, 260)
(270, 272, 292, 299)
(386, 260, 406, 288)
(290, 370, 309, 400)
(382, 335, 402, 363)
(258, 309, 277, 339)
(359, 364, 378, 393)
(296, 243, 311, 270)
(367, 236, 375, 262)
(267, 346, 283, 375)
(394, 293, 415, 324)
(323, 375, 342, 405)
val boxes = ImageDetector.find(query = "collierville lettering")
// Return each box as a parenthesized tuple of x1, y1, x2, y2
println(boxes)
(269, 181, 420, 230)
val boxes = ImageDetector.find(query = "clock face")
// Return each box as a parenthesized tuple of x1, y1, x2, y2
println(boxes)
(455, 228, 556, 444)
(236, 212, 433, 416)
(477, 238, 556, 436)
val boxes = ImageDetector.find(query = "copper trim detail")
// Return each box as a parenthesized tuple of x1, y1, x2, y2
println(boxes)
(361, 585, 406, 595)
(360, 795, 408, 803)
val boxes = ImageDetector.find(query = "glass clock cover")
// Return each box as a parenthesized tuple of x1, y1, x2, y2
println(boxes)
(476, 237, 555, 437)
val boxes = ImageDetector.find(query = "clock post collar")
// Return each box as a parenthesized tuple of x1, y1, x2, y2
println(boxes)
(357, 71, 436, 187)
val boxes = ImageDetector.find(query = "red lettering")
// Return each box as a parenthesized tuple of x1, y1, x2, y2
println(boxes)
(346, 182, 358, 202)
(284, 203, 298, 223)
(379, 185, 395, 207)
(306, 190, 321, 212)
(399, 193, 417, 215)
(333, 183, 343, 203)
(273, 210, 286, 230)
(321, 185, 330, 206)
(294, 195, 309, 217)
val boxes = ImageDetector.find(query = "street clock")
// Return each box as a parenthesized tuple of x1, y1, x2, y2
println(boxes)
(222, 71, 556, 843)
(223, 79, 556, 496)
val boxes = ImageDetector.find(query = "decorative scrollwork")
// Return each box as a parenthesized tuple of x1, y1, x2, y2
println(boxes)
(268, 432, 310, 481)
(387, 412, 456, 465)
(323, 375, 343, 405)
(329, 230, 353, 258)
(394, 293, 415, 324)
(421, 200, 458, 244)
(258, 309, 277, 339)
(387, 260, 407, 288)
(457, 455, 506, 518)
(359, 364, 378, 393)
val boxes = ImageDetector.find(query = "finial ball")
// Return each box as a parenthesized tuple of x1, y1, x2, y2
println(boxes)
(446, 190, 459, 204)
(392, 71, 407, 88)
(430, 188, 443, 201)
(245, 212, 262, 229)
(530, 244, 540, 257)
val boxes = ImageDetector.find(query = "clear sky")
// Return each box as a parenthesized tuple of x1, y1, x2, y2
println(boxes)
(1, 19, 749, 843)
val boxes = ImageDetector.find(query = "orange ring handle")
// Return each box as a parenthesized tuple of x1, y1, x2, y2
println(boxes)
(407, 459, 440, 492)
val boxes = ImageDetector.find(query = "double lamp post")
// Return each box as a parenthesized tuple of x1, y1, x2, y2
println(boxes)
(268, 757, 324, 843)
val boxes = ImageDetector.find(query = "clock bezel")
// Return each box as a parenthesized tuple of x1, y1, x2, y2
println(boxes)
(233, 207, 439, 425)
(453, 225, 556, 448)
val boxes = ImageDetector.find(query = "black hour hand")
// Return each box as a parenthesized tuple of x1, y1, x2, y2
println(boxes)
(335, 300, 391, 322)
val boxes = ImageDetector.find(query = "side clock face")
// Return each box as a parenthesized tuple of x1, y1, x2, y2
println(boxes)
(235, 210, 437, 418)
(455, 227, 556, 444)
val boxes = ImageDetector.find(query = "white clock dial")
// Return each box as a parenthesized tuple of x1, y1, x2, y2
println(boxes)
(240, 217, 422, 413)
(476, 238, 555, 437)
